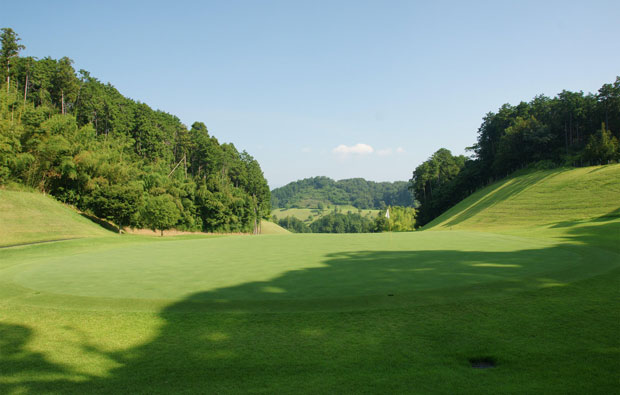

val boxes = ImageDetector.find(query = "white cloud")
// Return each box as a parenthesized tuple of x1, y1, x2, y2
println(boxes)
(396, 147, 405, 153)
(301, 147, 312, 153)
(377, 148, 393, 156)
(333, 143, 374, 155)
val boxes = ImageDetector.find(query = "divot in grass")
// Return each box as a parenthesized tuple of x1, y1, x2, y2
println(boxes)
(469, 356, 496, 369)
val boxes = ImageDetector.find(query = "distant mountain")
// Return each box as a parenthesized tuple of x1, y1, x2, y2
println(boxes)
(271, 177, 415, 209)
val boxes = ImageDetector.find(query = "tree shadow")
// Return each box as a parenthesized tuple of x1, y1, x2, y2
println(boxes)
(79, 213, 120, 233)
(0, 323, 75, 393)
(2, 221, 619, 393)
(550, 207, 620, 229)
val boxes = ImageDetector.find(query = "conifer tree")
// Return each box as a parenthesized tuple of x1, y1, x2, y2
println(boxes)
(0, 28, 25, 93)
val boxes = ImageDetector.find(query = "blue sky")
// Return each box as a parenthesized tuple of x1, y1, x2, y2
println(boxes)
(3, 1, 620, 187)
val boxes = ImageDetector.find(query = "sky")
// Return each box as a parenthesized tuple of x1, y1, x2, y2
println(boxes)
(3, 1, 620, 187)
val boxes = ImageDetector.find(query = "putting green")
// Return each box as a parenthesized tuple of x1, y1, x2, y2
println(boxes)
(5, 231, 602, 304)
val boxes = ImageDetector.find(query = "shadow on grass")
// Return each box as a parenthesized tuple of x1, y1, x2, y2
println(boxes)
(1, 220, 619, 393)
(0, 323, 72, 378)
(79, 213, 120, 233)
(550, 207, 620, 229)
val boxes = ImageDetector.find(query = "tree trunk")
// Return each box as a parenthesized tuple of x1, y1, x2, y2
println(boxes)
(252, 195, 259, 235)
(605, 109, 609, 129)
(253, 209, 258, 235)
(569, 113, 573, 146)
(576, 122, 579, 145)
(23, 73, 28, 106)
(161, 229, 164, 237)
(564, 121, 568, 154)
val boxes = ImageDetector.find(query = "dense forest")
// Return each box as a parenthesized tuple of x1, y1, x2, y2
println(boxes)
(0, 28, 270, 234)
(271, 176, 415, 209)
(410, 78, 620, 226)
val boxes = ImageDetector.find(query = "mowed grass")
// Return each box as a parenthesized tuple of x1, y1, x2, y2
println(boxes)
(426, 164, 620, 231)
(1, 165, 619, 394)
(259, 220, 290, 234)
(0, 189, 112, 246)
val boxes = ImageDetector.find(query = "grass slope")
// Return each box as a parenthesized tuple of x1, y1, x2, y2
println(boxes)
(0, 190, 112, 246)
(1, 165, 619, 394)
(426, 164, 620, 231)
(260, 220, 291, 234)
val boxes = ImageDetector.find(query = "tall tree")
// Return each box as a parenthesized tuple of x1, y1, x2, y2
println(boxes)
(52, 57, 78, 115)
(0, 28, 25, 93)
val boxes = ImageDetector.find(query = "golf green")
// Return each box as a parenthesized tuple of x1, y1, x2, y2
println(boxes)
(6, 231, 602, 304)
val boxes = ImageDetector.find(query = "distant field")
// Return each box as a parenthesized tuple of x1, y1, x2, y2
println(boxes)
(1, 165, 619, 393)
(272, 205, 380, 224)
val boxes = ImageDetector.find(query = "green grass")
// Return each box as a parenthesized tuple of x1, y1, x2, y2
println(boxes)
(425, 164, 620, 231)
(259, 220, 290, 234)
(1, 165, 619, 393)
(0, 190, 112, 246)
(272, 205, 380, 224)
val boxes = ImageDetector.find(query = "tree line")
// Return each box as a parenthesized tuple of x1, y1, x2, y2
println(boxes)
(0, 28, 270, 234)
(410, 78, 620, 226)
(277, 206, 416, 233)
(271, 176, 415, 209)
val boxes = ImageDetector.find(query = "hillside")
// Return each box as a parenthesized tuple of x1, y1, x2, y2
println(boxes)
(425, 164, 620, 233)
(259, 220, 291, 234)
(272, 205, 379, 225)
(271, 177, 414, 209)
(0, 189, 111, 246)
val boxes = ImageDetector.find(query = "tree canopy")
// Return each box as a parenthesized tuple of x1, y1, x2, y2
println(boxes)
(0, 28, 270, 234)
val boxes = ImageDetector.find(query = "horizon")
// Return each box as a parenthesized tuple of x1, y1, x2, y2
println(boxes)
(271, 174, 411, 190)
(3, 1, 620, 188)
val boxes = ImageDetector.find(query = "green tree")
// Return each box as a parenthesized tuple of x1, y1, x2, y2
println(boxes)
(278, 216, 311, 233)
(142, 194, 181, 236)
(0, 28, 25, 93)
(583, 123, 619, 165)
(87, 183, 143, 233)
(52, 57, 79, 115)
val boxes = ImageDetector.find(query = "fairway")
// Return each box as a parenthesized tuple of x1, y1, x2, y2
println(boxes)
(1, 166, 619, 394)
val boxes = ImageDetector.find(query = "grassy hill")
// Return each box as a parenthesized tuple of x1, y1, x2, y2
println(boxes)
(426, 164, 620, 232)
(0, 189, 112, 247)
(0, 189, 290, 244)
(272, 205, 380, 225)
(259, 220, 291, 234)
